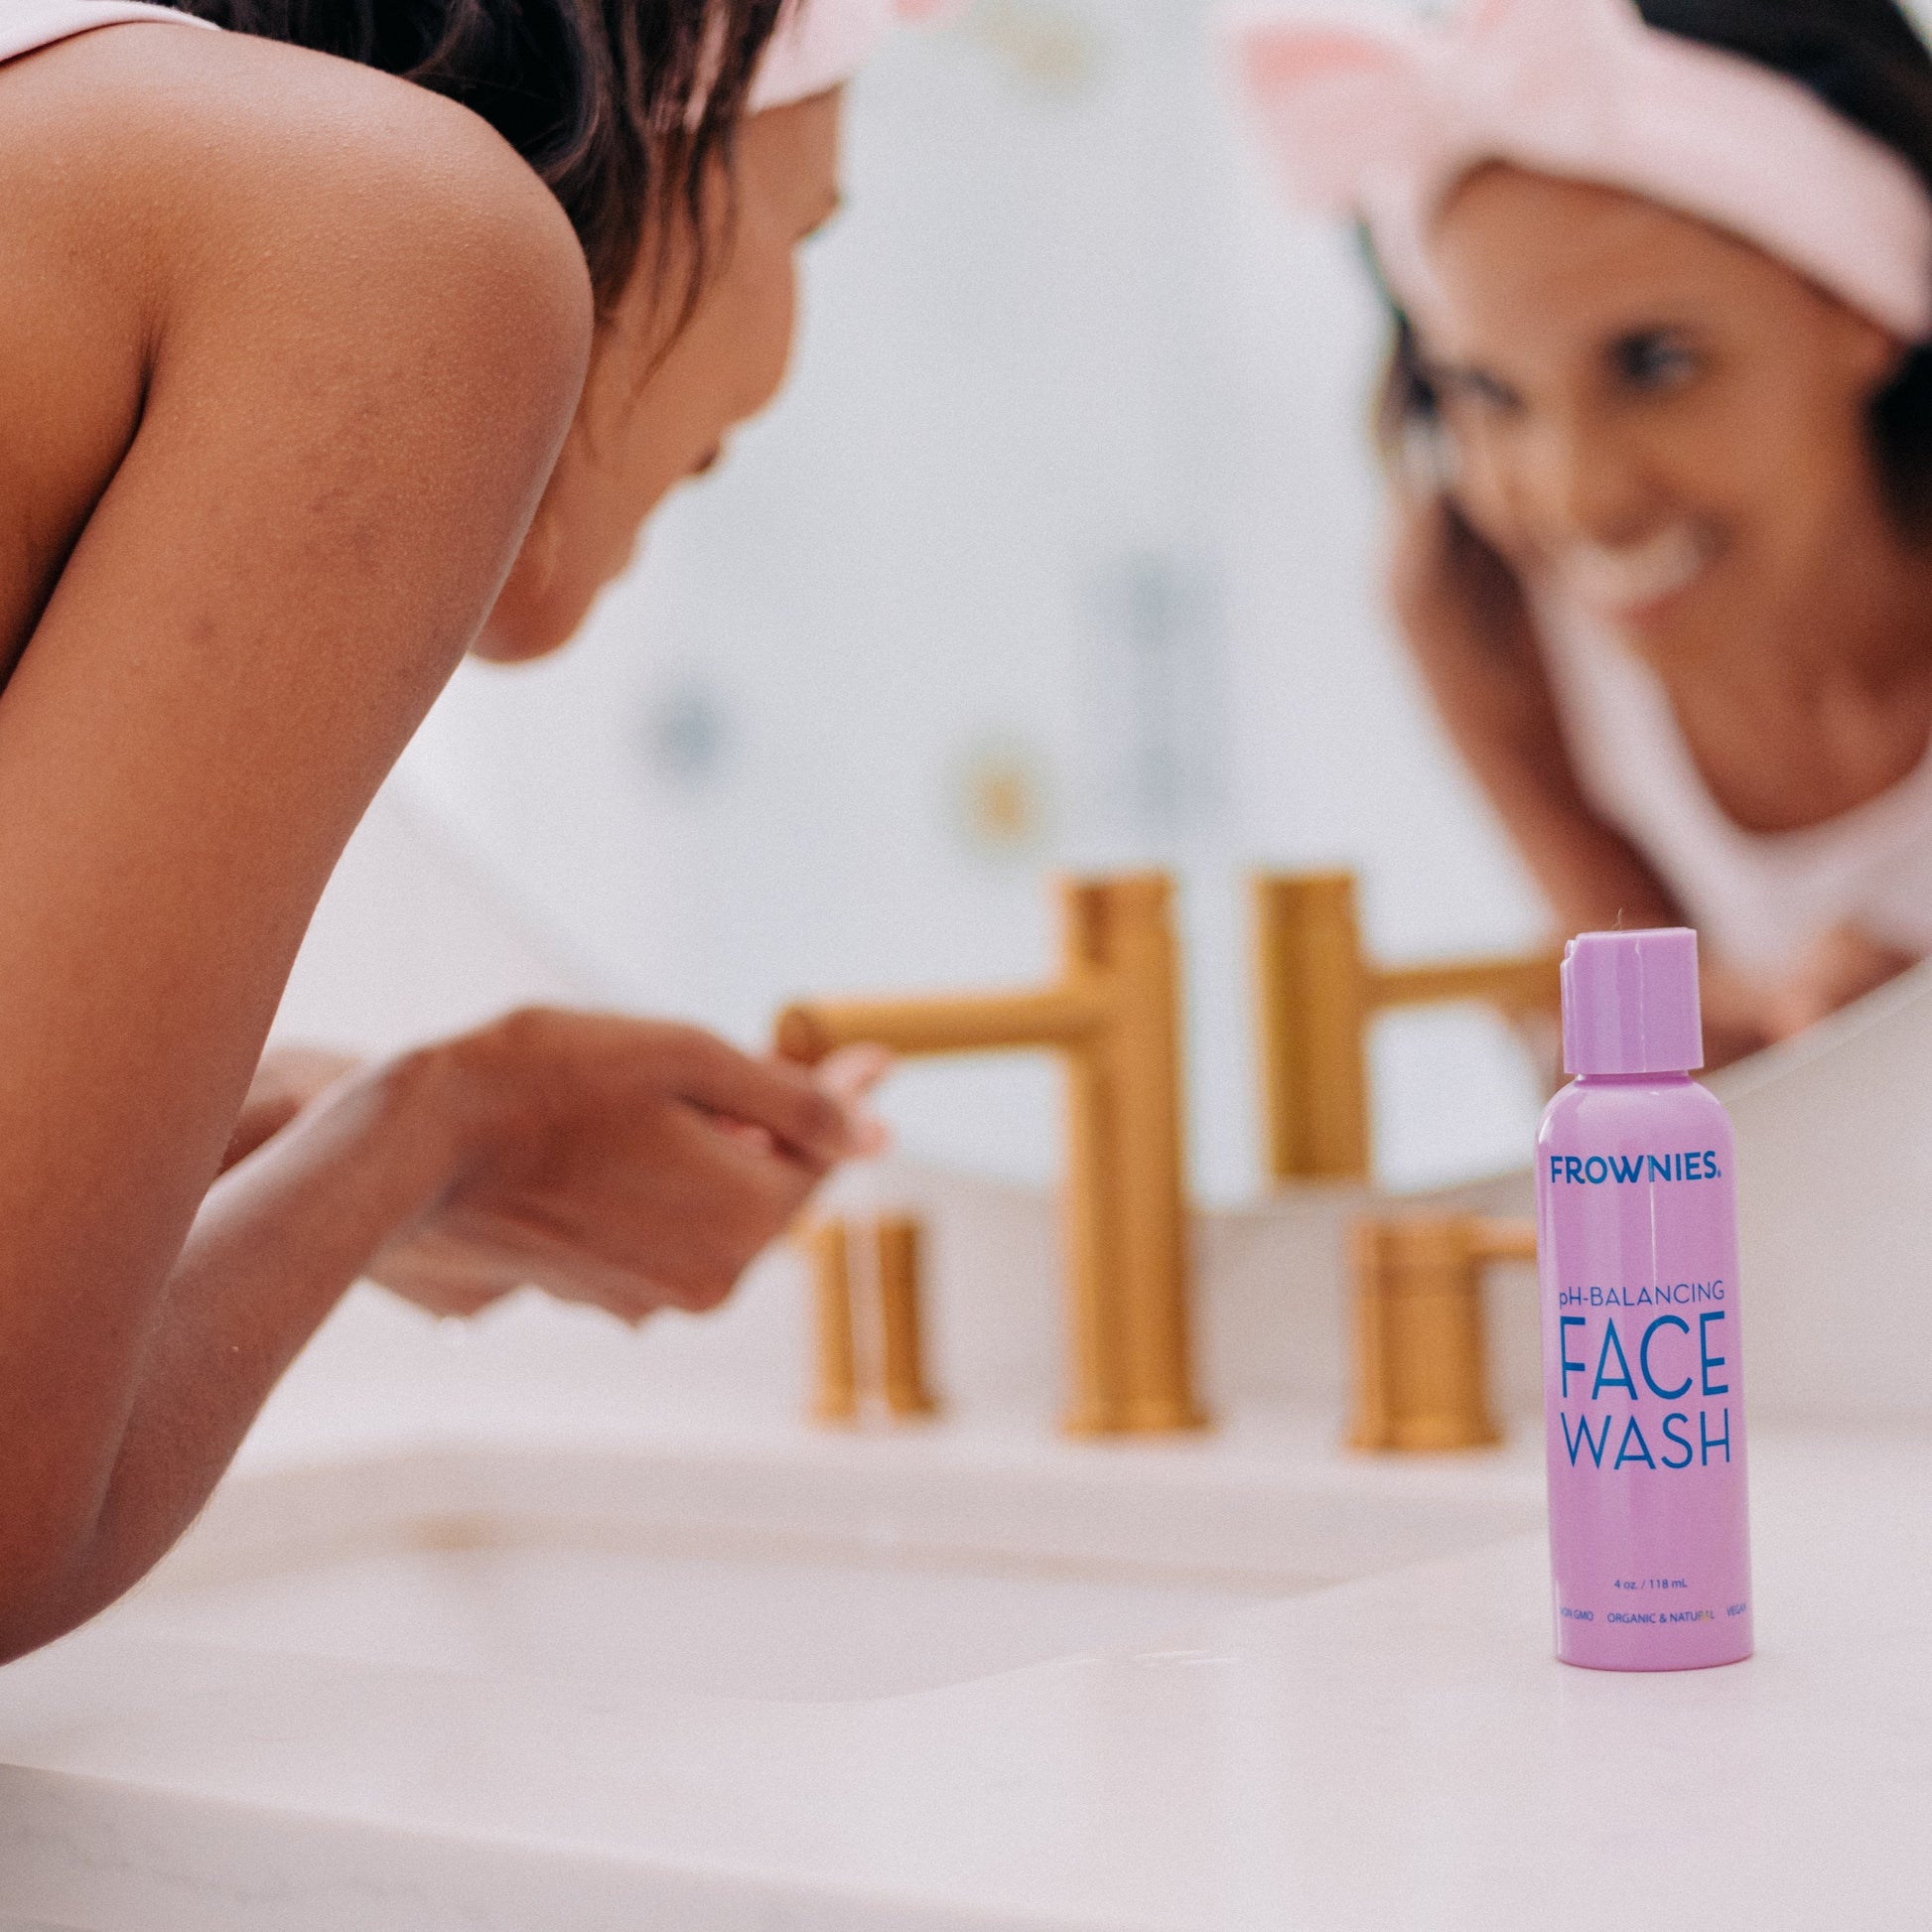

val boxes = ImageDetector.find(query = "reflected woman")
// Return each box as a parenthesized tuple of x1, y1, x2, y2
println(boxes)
(1240, 0, 1932, 1064)
(0, 0, 931, 1660)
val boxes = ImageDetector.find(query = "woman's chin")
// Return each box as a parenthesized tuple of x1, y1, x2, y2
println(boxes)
(478, 509, 660, 661)
(473, 594, 592, 663)
(1579, 576, 1725, 662)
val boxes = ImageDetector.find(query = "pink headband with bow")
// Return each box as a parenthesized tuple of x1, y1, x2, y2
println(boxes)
(751, 0, 950, 111)
(1232, 0, 1932, 342)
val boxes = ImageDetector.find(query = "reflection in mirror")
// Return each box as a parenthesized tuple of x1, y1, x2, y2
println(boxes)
(381, 1, 1559, 1198)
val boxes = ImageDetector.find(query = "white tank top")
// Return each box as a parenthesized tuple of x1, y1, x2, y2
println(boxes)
(0, 0, 213, 68)
(1538, 606, 1932, 978)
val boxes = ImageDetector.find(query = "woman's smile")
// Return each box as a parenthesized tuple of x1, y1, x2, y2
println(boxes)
(1551, 521, 1720, 632)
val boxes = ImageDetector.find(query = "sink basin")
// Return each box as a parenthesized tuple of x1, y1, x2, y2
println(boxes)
(106, 1519, 1257, 1704)
(99, 1427, 1545, 1703)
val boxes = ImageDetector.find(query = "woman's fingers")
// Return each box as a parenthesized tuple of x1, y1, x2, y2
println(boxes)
(220, 1044, 366, 1173)
(670, 1028, 868, 1168)
(634, 1108, 827, 1302)
(397, 1104, 816, 1318)
(378, 1010, 898, 1333)
(373, 1216, 668, 1323)
(816, 1041, 895, 1101)
(711, 1046, 895, 1158)
(1767, 924, 1917, 1039)
(811, 1043, 894, 1157)
(256, 1044, 365, 1100)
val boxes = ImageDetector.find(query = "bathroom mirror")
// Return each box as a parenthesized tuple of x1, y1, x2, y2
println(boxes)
(379, 0, 1560, 1198)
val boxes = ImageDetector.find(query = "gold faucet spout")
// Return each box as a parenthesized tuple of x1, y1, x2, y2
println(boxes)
(775, 983, 1109, 1065)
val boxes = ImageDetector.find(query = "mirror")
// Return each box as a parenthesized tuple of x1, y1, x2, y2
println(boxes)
(365, 0, 1558, 1197)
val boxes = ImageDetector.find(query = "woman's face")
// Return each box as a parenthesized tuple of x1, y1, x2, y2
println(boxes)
(1420, 164, 1907, 661)
(479, 90, 844, 661)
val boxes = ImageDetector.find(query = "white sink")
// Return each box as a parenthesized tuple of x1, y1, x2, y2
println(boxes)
(100, 1426, 1545, 1704)
(107, 1515, 1254, 1704)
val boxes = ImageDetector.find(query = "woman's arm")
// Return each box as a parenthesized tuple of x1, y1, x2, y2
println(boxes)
(61, 1013, 875, 1649)
(219, 1046, 364, 1173)
(0, 27, 618, 1657)
(1387, 494, 1773, 1063)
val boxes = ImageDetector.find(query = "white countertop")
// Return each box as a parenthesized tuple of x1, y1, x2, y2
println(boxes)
(16, 825, 1932, 1925)
(2, 1420, 1927, 1931)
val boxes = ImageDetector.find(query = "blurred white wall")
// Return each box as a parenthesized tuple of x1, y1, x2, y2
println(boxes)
(350, 0, 1555, 1199)
(274, 785, 594, 1056)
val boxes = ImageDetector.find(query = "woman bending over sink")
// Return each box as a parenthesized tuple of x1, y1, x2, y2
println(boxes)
(1243, 0, 1932, 1064)
(0, 0, 924, 1660)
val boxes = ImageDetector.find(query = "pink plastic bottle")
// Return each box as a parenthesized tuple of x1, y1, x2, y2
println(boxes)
(1536, 928, 1752, 1671)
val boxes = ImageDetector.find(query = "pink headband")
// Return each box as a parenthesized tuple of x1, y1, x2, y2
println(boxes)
(1231, 0, 1932, 343)
(751, 0, 950, 111)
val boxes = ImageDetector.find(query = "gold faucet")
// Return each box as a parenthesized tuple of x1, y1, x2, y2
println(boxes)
(776, 873, 1206, 1438)
(874, 1215, 940, 1420)
(800, 1219, 861, 1425)
(1252, 872, 1563, 1184)
(799, 1215, 940, 1424)
(1347, 1214, 1535, 1451)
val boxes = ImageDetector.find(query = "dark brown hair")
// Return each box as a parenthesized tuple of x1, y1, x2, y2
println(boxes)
(167, 0, 788, 314)
(1382, 0, 1932, 521)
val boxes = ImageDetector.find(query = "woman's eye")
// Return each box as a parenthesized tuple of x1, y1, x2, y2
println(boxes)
(1439, 367, 1522, 418)
(1612, 330, 1700, 393)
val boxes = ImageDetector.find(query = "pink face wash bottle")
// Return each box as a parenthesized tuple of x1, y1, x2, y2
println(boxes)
(1536, 928, 1753, 1671)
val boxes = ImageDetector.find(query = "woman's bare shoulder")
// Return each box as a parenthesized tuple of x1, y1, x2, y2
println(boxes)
(0, 19, 585, 270)
(0, 22, 591, 651)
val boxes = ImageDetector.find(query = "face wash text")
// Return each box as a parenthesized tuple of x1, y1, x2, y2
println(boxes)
(1556, 1295, 1733, 1473)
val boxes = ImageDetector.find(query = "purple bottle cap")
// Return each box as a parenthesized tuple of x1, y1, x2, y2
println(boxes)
(1561, 928, 1705, 1077)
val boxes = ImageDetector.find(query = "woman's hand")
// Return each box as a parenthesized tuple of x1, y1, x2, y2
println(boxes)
(1764, 926, 1917, 1042)
(364, 1011, 889, 1323)
(220, 1045, 363, 1173)
(1694, 928, 1915, 1065)
(1388, 487, 1538, 667)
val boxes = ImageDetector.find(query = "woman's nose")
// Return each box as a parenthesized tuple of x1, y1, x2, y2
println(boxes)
(1520, 412, 1657, 549)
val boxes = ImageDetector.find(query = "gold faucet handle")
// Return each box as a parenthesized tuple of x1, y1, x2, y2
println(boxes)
(876, 1215, 940, 1421)
(1465, 1217, 1538, 1266)
(799, 1213, 942, 1427)
(1346, 1213, 1518, 1453)
(800, 1220, 860, 1427)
